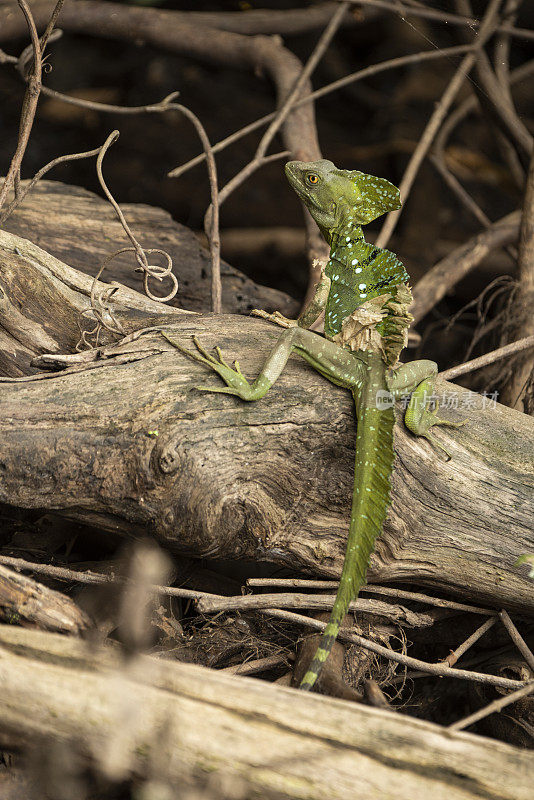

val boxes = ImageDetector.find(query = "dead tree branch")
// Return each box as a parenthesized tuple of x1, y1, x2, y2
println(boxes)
(0, 0, 328, 279)
(346, 0, 534, 42)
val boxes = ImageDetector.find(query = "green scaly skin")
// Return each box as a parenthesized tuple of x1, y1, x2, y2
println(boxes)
(165, 159, 464, 692)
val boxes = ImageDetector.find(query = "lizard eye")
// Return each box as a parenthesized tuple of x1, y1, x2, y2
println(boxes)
(307, 173, 319, 185)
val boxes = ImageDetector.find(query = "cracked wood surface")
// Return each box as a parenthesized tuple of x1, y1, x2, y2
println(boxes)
(0, 625, 532, 800)
(0, 565, 89, 634)
(0, 220, 533, 611)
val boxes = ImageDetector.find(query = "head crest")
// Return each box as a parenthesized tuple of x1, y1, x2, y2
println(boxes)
(336, 169, 401, 223)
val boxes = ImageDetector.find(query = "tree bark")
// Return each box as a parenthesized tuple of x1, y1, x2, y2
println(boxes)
(0, 625, 532, 800)
(0, 224, 533, 612)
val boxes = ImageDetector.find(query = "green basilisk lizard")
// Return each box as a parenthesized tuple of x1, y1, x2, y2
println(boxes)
(165, 160, 463, 692)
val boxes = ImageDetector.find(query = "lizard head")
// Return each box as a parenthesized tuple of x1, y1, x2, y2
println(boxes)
(285, 159, 402, 234)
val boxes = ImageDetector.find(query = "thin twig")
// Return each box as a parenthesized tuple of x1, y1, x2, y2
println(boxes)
(257, 1, 348, 161)
(493, 0, 521, 98)
(375, 0, 504, 249)
(0, 554, 218, 600)
(457, 0, 532, 160)
(38, 0, 65, 53)
(260, 608, 526, 690)
(344, 0, 534, 42)
(499, 609, 534, 671)
(169, 45, 472, 180)
(448, 681, 534, 732)
(440, 334, 534, 380)
(69, 130, 179, 348)
(434, 58, 534, 162)
(0, 0, 42, 213)
(429, 152, 518, 261)
(443, 617, 497, 667)
(39, 85, 186, 115)
(246, 578, 494, 615)
(96, 132, 177, 301)
(165, 101, 221, 313)
(0, 143, 104, 222)
(2, 67, 221, 312)
(3, 555, 518, 690)
(491, 0, 526, 186)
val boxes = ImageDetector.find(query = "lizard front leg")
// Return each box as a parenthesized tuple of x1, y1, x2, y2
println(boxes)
(386, 360, 465, 459)
(163, 327, 366, 401)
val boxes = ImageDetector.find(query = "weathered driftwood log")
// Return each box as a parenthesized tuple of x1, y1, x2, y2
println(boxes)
(0, 226, 533, 612)
(0, 179, 295, 377)
(0, 625, 532, 800)
(0, 564, 89, 634)
(2, 180, 296, 353)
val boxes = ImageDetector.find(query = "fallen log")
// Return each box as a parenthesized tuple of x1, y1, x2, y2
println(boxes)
(2, 204, 534, 598)
(0, 180, 296, 373)
(0, 565, 89, 634)
(0, 625, 532, 800)
(0, 224, 533, 613)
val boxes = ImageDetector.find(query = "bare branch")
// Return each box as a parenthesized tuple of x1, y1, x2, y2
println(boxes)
(196, 591, 434, 628)
(162, 100, 221, 313)
(0, 1, 368, 39)
(499, 609, 534, 672)
(440, 334, 534, 381)
(443, 618, 497, 667)
(261, 608, 526, 691)
(448, 681, 534, 732)
(0, 142, 103, 223)
(246, 578, 495, 615)
(169, 45, 472, 180)
(375, 0, 505, 249)
(0, 554, 217, 601)
(202, 2, 349, 304)
(434, 59, 534, 160)
(0, 0, 42, 213)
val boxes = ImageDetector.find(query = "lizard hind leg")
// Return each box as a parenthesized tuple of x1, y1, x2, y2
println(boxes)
(387, 361, 465, 460)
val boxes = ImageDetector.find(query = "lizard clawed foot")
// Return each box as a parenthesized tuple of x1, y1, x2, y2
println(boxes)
(407, 406, 466, 461)
(162, 332, 262, 401)
(403, 378, 466, 461)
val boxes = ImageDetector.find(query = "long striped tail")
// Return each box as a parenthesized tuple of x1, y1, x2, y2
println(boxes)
(299, 396, 395, 691)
